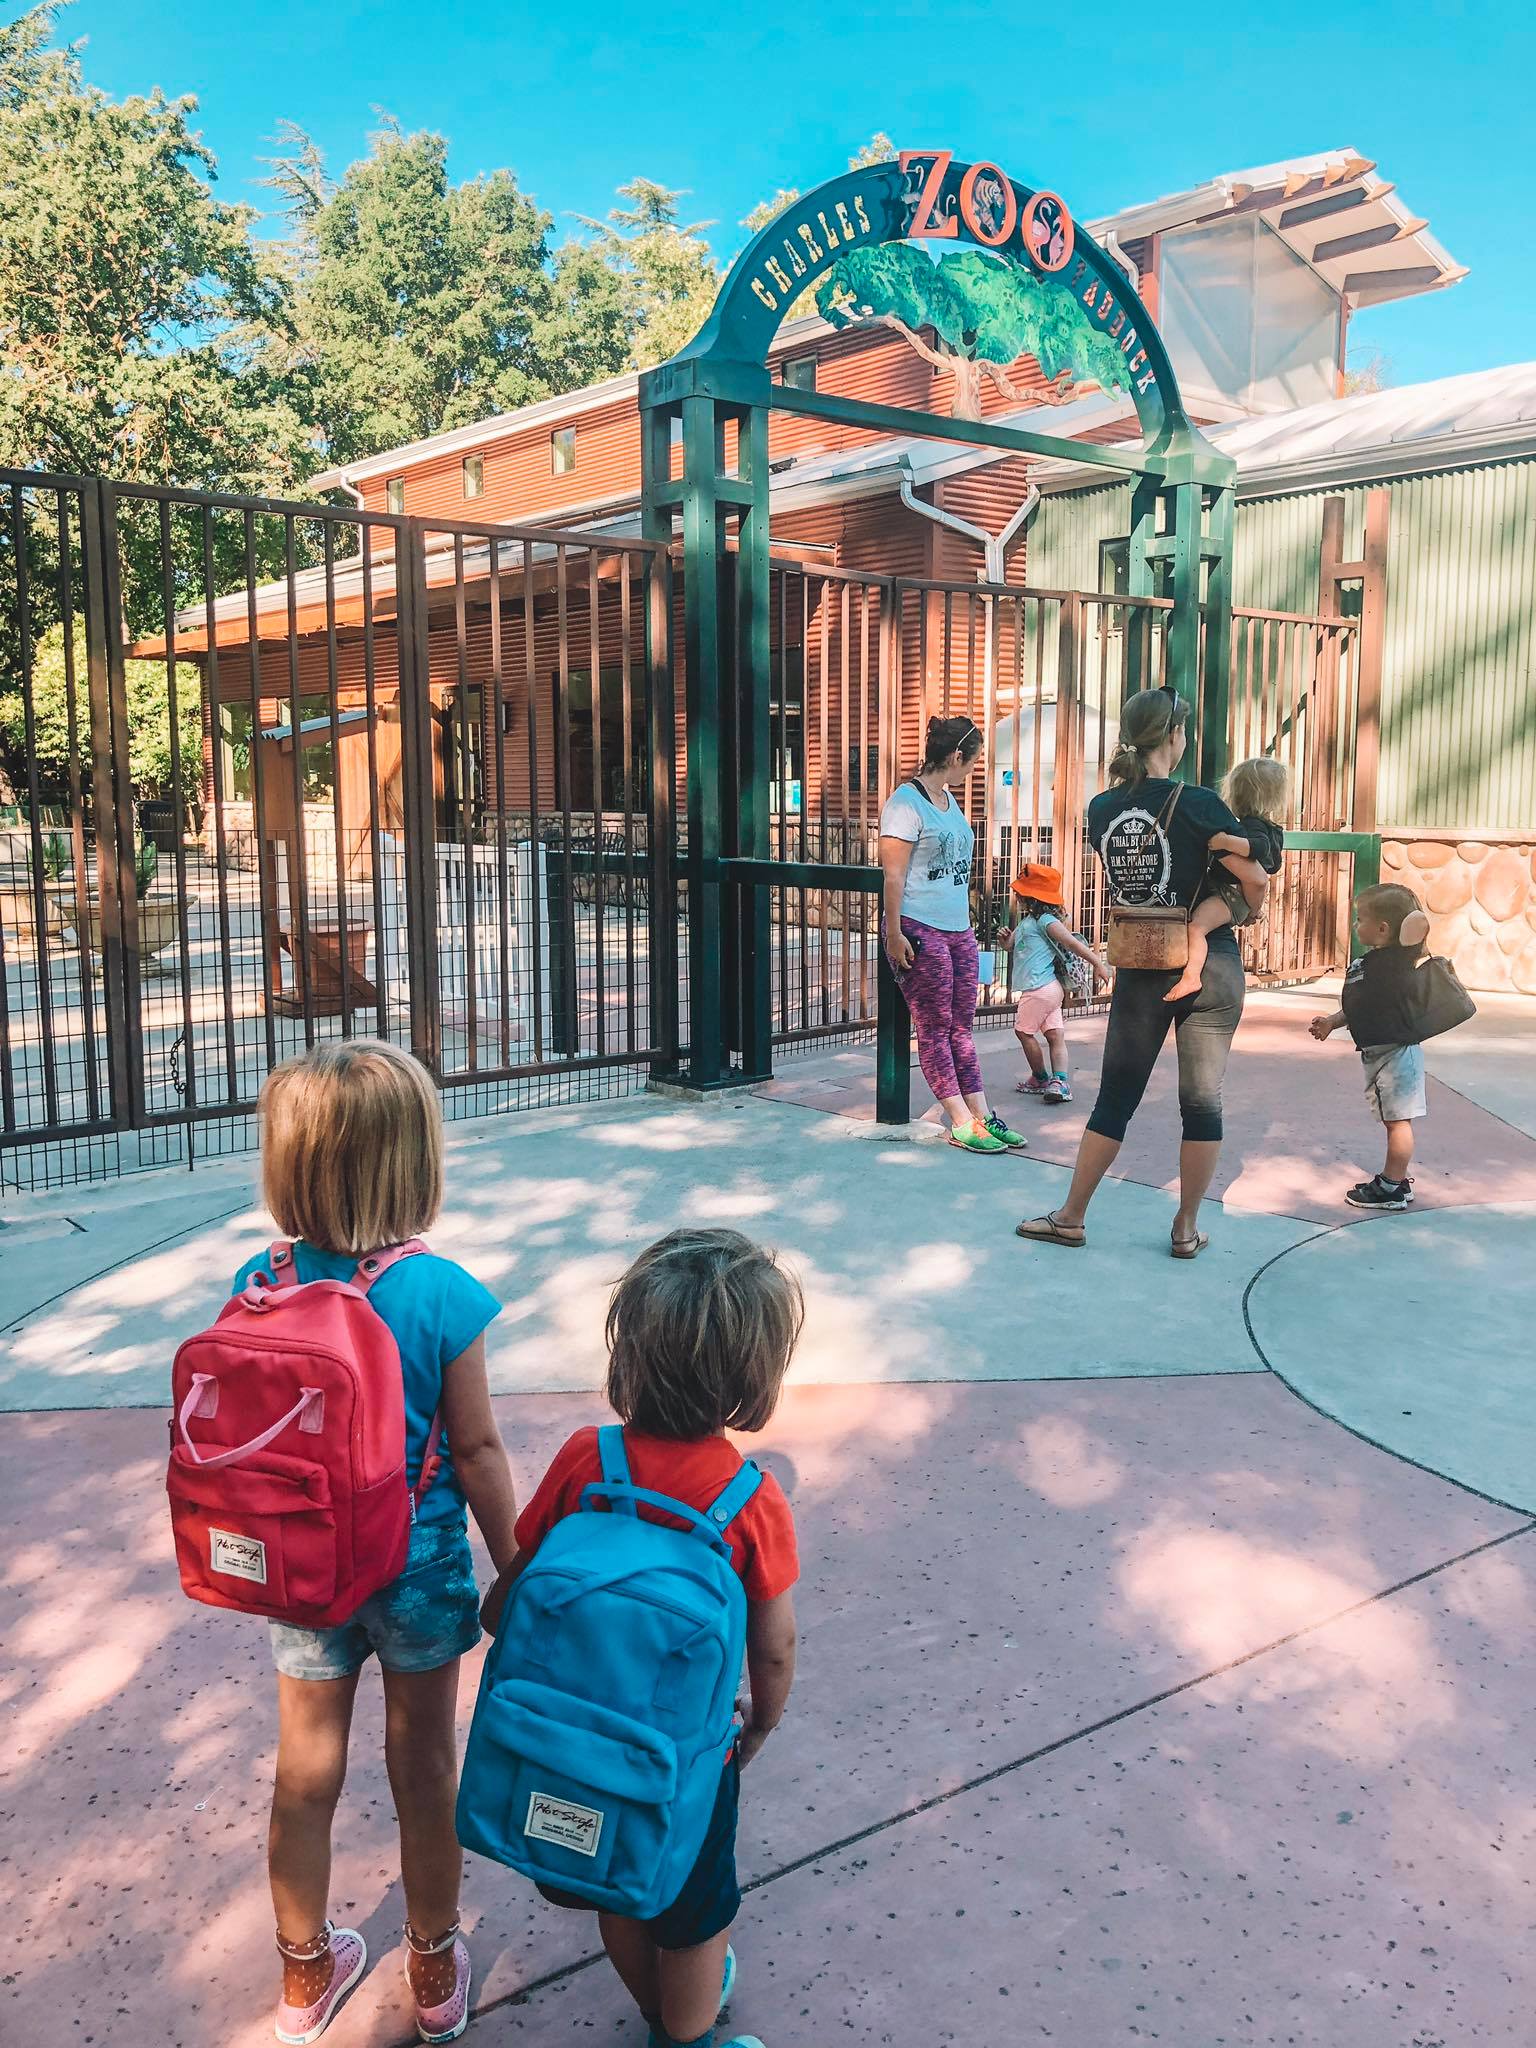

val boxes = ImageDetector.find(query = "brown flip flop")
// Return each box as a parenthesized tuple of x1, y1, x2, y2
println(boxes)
(1016, 1210, 1087, 1249)
(1170, 1231, 1210, 1260)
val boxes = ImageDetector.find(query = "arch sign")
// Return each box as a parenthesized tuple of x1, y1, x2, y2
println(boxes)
(678, 150, 1196, 451)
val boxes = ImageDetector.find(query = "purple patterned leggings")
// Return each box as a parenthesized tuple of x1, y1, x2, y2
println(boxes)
(889, 916, 983, 1103)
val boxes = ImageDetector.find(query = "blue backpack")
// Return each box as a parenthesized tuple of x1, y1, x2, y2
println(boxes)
(457, 1425, 762, 1917)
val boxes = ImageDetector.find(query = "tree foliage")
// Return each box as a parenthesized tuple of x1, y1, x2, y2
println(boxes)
(271, 121, 630, 467)
(0, 624, 203, 811)
(741, 135, 896, 320)
(576, 178, 720, 370)
(818, 242, 1131, 418)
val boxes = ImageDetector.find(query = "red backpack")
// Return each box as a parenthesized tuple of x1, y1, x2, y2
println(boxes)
(167, 1240, 442, 1628)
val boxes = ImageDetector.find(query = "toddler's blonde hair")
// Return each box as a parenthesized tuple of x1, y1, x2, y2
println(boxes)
(258, 1039, 443, 1256)
(1222, 756, 1290, 824)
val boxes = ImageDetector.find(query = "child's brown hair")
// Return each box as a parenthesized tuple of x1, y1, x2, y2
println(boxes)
(605, 1228, 804, 1439)
(258, 1039, 443, 1255)
(1355, 881, 1423, 941)
(1222, 756, 1290, 824)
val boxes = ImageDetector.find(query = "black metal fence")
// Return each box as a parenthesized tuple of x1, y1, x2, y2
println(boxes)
(0, 472, 676, 1188)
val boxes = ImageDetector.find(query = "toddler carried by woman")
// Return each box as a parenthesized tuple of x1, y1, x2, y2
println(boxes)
(1163, 757, 1289, 1004)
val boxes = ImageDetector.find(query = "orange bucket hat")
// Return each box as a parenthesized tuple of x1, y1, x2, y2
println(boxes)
(1011, 861, 1065, 907)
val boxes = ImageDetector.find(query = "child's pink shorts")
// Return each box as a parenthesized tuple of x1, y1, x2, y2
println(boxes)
(1015, 978, 1065, 1036)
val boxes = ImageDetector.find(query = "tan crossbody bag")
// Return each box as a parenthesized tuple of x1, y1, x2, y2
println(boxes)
(1105, 783, 1190, 971)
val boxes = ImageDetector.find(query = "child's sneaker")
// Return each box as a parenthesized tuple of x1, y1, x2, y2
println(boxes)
(983, 1112, 1028, 1150)
(948, 1121, 1009, 1154)
(719, 2039, 766, 2048)
(1345, 1174, 1414, 1210)
(1042, 1074, 1073, 1104)
(1015, 1073, 1049, 1096)
(719, 1944, 737, 2013)
(274, 1927, 367, 2045)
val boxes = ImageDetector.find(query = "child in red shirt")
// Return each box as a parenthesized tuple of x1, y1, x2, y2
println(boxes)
(481, 1227, 803, 2048)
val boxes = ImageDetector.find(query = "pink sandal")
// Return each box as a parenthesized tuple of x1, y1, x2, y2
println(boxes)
(405, 1920, 472, 2044)
(274, 1923, 367, 2045)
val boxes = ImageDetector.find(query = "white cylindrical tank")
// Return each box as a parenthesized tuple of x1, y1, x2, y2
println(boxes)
(989, 703, 1109, 851)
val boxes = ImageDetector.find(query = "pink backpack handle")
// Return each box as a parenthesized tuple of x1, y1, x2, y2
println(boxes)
(249, 1240, 443, 1507)
(176, 1372, 323, 1470)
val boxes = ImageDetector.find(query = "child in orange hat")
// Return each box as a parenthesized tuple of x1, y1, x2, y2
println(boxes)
(998, 863, 1110, 1104)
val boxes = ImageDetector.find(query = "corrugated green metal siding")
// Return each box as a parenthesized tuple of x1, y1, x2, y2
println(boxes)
(1028, 482, 1128, 594)
(1034, 458, 1536, 831)
(1375, 462, 1536, 832)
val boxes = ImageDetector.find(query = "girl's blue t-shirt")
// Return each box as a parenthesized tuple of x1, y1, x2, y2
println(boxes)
(1013, 911, 1064, 991)
(228, 1245, 500, 1531)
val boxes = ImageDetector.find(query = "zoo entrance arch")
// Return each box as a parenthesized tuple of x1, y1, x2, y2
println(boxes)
(639, 151, 1237, 1091)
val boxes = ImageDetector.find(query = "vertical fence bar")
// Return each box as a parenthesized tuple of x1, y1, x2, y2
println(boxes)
(589, 547, 607, 1058)
(452, 532, 477, 1072)
(159, 499, 198, 1109)
(618, 553, 637, 1053)
(10, 482, 60, 1127)
(97, 485, 146, 1126)
(282, 515, 316, 1050)
(59, 491, 102, 1123)
(554, 546, 579, 1058)
(359, 534, 389, 1042)
(397, 518, 440, 1073)
(321, 520, 352, 1035)
(242, 509, 278, 1071)
(200, 510, 239, 1102)
(645, 545, 678, 1073)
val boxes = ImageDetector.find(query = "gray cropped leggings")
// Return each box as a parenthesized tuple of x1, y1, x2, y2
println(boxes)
(1086, 939, 1246, 1144)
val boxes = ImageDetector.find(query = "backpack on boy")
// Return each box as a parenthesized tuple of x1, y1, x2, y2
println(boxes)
(166, 1241, 442, 1628)
(457, 1425, 760, 1918)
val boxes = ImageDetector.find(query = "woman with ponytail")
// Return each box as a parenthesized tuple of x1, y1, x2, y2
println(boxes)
(879, 715, 1027, 1155)
(1016, 687, 1257, 1256)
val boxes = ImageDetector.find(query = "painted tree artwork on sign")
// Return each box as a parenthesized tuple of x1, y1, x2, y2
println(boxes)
(816, 243, 1131, 420)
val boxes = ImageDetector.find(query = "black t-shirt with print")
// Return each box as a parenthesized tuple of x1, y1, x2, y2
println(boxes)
(1087, 778, 1241, 930)
(1340, 938, 1429, 1049)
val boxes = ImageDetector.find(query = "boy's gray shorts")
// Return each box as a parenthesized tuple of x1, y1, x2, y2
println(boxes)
(1360, 1043, 1426, 1124)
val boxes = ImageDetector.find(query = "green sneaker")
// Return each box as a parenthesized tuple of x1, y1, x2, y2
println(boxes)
(948, 1120, 1009, 1154)
(984, 1112, 1028, 1150)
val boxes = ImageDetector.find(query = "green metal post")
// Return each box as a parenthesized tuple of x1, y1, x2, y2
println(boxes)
(735, 401, 774, 1081)
(639, 402, 681, 1077)
(1124, 475, 1161, 696)
(1200, 481, 1235, 786)
(679, 393, 727, 1087)
(1166, 479, 1203, 765)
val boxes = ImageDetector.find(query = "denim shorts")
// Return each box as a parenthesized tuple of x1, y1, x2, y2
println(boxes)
(1361, 1043, 1426, 1125)
(538, 1751, 741, 1950)
(269, 1518, 481, 1682)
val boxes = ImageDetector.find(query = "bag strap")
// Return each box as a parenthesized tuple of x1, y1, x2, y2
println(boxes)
(577, 1479, 733, 1556)
(597, 1423, 635, 1510)
(176, 1372, 323, 1469)
(267, 1242, 300, 1291)
(352, 1238, 428, 1295)
(705, 1458, 763, 1534)
(1154, 780, 1184, 833)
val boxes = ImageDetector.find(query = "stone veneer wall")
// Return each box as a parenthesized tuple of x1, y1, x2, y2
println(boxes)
(1381, 836, 1536, 994)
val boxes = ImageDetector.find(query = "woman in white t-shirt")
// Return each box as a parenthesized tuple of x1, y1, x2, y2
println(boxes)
(878, 715, 1026, 1154)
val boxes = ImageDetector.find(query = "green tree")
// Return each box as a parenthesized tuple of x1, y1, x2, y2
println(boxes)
(818, 242, 1130, 419)
(0, 4, 303, 491)
(268, 120, 630, 468)
(578, 179, 720, 369)
(0, 623, 204, 816)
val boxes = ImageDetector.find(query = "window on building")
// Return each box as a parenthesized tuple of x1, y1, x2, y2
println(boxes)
(1159, 217, 1341, 411)
(553, 667, 648, 811)
(781, 356, 818, 391)
(462, 455, 484, 500)
(386, 477, 405, 514)
(551, 426, 576, 475)
(218, 702, 255, 803)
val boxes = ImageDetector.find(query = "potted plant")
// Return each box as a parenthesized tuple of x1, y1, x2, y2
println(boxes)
(84, 839, 187, 969)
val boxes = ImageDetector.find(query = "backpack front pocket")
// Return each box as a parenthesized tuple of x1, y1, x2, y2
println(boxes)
(167, 1446, 337, 1619)
(458, 1678, 680, 1912)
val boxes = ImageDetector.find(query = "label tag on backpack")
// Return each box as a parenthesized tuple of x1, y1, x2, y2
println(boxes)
(525, 1791, 603, 1857)
(209, 1528, 268, 1585)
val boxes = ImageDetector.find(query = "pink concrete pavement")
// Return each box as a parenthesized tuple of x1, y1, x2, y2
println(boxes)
(755, 989, 1536, 1224)
(4, 1378, 1530, 2047)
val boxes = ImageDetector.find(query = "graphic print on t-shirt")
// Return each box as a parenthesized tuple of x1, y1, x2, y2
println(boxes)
(924, 823, 970, 891)
(1098, 806, 1174, 905)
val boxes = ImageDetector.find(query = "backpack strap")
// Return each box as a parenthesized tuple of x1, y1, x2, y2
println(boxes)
(267, 1242, 300, 1291)
(597, 1424, 636, 1513)
(352, 1238, 429, 1294)
(704, 1459, 763, 1535)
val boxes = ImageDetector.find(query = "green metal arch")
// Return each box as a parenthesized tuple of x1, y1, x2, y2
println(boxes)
(674, 154, 1200, 456)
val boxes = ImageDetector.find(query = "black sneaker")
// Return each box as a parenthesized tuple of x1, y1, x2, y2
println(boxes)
(1345, 1175, 1414, 1211)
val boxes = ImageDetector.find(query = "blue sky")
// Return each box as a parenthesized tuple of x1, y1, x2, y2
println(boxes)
(64, 0, 1533, 389)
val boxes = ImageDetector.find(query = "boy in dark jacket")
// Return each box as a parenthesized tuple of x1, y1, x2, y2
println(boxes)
(1310, 883, 1432, 1210)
